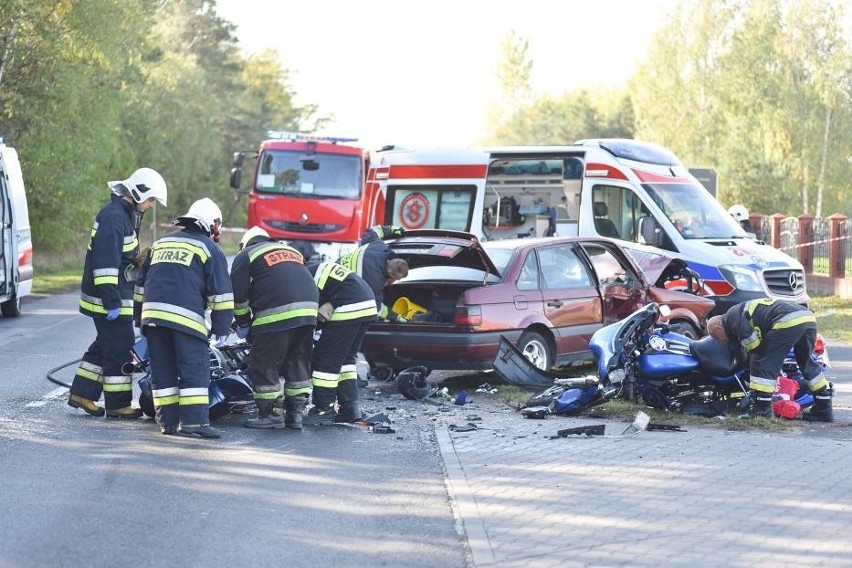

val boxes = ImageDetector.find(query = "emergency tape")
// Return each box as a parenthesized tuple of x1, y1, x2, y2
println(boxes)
(776, 233, 851, 252)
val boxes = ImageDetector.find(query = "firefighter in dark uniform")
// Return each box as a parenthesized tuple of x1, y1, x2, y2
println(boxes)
(231, 226, 319, 430)
(303, 262, 378, 424)
(68, 167, 167, 419)
(707, 298, 833, 421)
(338, 225, 409, 322)
(134, 198, 234, 438)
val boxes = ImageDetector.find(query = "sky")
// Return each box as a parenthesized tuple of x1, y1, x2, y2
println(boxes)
(215, 0, 680, 148)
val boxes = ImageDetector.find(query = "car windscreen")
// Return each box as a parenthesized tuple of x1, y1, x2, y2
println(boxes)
(400, 265, 501, 284)
(642, 183, 746, 239)
(255, 150, 362, 199)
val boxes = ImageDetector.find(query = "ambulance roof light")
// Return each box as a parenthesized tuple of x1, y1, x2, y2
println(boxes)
(266, 130, 359, 144)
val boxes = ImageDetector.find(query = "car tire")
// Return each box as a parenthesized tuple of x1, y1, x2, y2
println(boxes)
(669, 321, 700, 340)
(517, 330, 553, 371)
(1, 294, 21, 318)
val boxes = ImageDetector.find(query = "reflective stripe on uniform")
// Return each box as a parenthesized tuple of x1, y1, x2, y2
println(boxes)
(153, 386, 179, 407)
(122, 234, 139, 253)
(75, 361, 103, 384)
(329, 299, 377, 322)
(133, 285, 145, 303)
(313, 262, 351, 289)
(807, 372, 828, 393)
(284, 386, 311, 398)
(80, 295, 134, 316)
(151, 237, 211, 264)
(102, 374, 132, 393)
(142, 302, 208, 335)
(311, 370, 339, 388)
(179, 387, 209, 406)
(771, 310, 816, 330)
(750, 375, 777, 394)
(208, 292, 235, 311)
(234, 301, 251, 317)
(339, 364, 357, 381)
(93, 267, 120, 286)
(253, 301, 319, 327)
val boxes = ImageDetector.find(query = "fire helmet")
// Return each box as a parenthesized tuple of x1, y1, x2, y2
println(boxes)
(239, 226, 270, 250)
(176, 197, 222, 239)
(108, 167, 168, 207)
(396, 366, 436, 400)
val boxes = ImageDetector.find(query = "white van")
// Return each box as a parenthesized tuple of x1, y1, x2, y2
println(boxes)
(0, 142, 33, 317)
(368, 139, 807, 316)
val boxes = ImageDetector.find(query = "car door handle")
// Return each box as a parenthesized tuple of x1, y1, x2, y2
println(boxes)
(547, 300, 563, 308)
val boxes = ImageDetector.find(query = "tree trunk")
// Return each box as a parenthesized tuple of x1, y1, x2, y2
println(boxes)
(816, 105, 832, 218)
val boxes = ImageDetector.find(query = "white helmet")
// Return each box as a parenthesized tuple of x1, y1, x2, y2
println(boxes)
(176, 197, 222, 238)
(728, 204, 749, 222)
(239, 226, 270, 250)
(108, 167, 168, 207)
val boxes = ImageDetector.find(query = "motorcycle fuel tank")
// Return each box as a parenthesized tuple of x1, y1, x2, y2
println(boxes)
(638, 333, 699, 378)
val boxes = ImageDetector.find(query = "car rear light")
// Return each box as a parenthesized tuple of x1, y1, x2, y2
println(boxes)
(453, 305, 481, 326)
(814, 334, 825, 356)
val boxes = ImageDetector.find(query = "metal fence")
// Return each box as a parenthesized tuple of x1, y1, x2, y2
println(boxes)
(757, 216, 851, 276)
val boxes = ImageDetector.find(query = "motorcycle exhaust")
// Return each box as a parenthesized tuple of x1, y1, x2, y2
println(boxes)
(121, 361, 143, 375)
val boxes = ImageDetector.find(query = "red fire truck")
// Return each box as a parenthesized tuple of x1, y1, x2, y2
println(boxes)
(230, 131, 379, 260)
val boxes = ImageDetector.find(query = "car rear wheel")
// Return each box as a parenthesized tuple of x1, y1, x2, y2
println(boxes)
(517, 330, 552, 371)
(669, 320, 700, 340)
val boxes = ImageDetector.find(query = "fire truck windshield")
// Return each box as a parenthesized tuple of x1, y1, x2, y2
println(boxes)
(255, 150, 362, 199)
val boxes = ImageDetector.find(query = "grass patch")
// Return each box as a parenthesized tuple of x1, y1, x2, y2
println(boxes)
(810, 295, 852, 343)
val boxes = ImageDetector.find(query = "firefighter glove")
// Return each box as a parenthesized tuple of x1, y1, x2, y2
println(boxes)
(317, 302, 334, 323)
(396, 314, 409, 323)
(390, 226, 406, 237)
(106, 307, 121, 321)
(236, 326, 250, 339)
(212, 335, 227, 348)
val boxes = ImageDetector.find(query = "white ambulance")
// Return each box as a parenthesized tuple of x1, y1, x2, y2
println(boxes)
(368, 139, 807, 315)
(0, 142, 33, 317)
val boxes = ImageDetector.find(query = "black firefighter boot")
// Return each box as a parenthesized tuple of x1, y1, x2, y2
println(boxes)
(803, 387, 834, 422)
(303, 387, 337, 426)
(245, 400, 285, 429)
(284, 394, 309, 430)
(738, 393, 774, 420)
(334, 378, 363, 424)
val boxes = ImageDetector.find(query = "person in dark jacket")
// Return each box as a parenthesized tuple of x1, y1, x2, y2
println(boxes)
(707, 298, 832, 421)
(338, 225, 409, 321)
(231, 226, 319, 430)
(134, 198, 234, 438)
(68, 168, 167, 419)
(303, 262, 378, 425)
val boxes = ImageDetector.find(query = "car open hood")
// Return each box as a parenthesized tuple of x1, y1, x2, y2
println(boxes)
(388, 230, 501, 277)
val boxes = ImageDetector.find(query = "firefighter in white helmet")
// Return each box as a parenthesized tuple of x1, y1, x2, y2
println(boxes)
(69, 167, 168, 419)
(134, 197, 234, 438)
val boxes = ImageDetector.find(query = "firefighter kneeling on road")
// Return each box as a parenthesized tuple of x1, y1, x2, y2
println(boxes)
(69, 167, 167, 419)
(303, 262, 378, 425)
(134, 198, 234, 438)
(707, 298, 833, 422)
(339, 225, 409, 322)
(230, 226, 319, 430)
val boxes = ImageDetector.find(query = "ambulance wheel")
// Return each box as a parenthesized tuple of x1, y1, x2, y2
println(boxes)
(138, 392, 155, 418)
(1, 294, 21, 318)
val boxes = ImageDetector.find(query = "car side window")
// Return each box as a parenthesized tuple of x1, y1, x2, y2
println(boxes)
(538, 245, 592, 289)
(517, 251, 540, 290)
(582, 244, 636, 287)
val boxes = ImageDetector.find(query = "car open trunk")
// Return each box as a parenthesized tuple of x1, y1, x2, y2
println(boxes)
(381, 279, 483, 327)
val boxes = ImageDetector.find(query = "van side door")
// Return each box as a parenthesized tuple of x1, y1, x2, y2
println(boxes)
(0, 170, 11, 298)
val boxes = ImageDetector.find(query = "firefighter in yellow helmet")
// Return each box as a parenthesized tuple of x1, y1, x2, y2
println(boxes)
(69, 167, 167, 419)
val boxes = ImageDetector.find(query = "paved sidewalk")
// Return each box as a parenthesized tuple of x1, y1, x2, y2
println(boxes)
(435, 404, 852, 567)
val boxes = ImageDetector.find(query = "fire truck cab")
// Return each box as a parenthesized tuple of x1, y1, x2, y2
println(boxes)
(231, 131, 372, 261)
(368, 139, 807, 315)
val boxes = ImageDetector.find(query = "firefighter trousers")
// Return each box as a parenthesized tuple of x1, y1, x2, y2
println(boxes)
(750, 323, 827, 394)
(311, 321, 371, 392)
(70, 318, 135, 410)
(144, 326, 211, 428)
(250, 325, 314, 401)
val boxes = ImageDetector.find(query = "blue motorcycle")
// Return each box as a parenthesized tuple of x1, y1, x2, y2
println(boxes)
(128, 336, 255, 421)
(589, 303, 825, 416)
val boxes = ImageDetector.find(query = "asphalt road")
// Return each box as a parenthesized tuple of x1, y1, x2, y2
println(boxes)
(0, 292, 466, 568)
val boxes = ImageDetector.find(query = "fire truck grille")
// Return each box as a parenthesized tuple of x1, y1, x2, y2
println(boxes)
(764, 268, 806, 296)
(266, 220, 344, 234)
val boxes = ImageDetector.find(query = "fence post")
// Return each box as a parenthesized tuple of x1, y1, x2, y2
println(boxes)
(770, 213, 785, 249)
(749, 213, 762, 239)
(828, 214, 848, 279)
(797, 214, 814, 273)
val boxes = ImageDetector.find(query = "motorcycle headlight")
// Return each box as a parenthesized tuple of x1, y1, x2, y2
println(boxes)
(607, 368, 626, 385)
(719, 265, 765, 292)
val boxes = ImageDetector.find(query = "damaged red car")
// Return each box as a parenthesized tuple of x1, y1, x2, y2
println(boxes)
(361, 230, 715, 375)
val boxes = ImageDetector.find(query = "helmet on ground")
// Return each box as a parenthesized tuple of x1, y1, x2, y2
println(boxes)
(728, 204, 749, 222)
(240, 226, 269, 250)
(396, 366, 436, 400)
(176, 197, 222, 240)
(108, 167, 168, 207)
